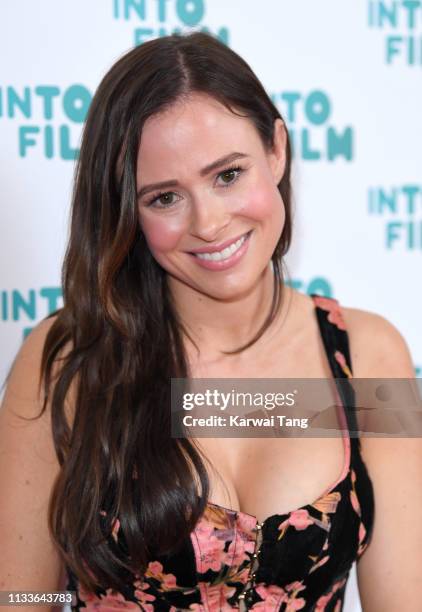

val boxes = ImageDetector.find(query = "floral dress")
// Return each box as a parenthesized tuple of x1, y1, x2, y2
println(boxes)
(66, 294, 375, 611)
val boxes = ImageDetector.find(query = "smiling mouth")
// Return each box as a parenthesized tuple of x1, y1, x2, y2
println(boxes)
(190, 231, 252, 262)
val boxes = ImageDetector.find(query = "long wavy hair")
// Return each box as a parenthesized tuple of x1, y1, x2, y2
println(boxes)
(33, 32, 293, 591)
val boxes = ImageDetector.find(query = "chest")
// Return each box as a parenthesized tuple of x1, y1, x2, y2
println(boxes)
(186, 329, 348, 523)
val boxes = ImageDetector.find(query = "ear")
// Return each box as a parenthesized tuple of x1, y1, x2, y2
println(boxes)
(267, 118, 287, 185)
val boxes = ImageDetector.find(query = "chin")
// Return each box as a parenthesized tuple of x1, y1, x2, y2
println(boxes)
(195, 274, 262, 301)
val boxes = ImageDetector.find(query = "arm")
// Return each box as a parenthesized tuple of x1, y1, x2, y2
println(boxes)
(0, 317, 66, 612)
(343, 308, 422, 611)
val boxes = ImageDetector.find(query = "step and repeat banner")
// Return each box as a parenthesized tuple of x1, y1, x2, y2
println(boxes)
(1, 2, 421, 609)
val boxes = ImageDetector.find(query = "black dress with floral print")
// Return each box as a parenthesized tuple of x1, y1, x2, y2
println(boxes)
(66, 294, 375, 611)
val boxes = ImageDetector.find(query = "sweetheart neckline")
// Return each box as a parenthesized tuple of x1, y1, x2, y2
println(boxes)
(204, 382, 352, 526)
(205, 459, 350, 527)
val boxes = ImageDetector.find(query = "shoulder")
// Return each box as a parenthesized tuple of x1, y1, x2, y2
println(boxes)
(340, 305, 415, 378)
(342, 307, 422, 605)
(2, 311, 76, 427)
(0, 314, 67, 592)
(293, 289, 414, 377)
(3, 314, 60, 405)
(0, 311, 61, 454)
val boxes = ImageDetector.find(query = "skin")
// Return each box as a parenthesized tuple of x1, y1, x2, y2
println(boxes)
(136, 92, 288, 359)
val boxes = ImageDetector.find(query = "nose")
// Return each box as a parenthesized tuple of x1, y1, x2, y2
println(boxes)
(189, 195, 231, 242)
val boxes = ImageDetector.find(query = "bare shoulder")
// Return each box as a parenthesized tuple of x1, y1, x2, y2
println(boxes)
(332, 304, 418, 479)
(341, 306, 422, 607)
(0, 313, 68, 595)
(285, 290, 415, 377)
(3, 312, 77, 420)
(2, 314, 60, 407)
(340, 305, 415, 378)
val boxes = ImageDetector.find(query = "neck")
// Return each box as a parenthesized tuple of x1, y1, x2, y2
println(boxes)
(167, 265, 292, 363)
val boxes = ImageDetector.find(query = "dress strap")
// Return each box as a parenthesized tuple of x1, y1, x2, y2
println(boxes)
(310, 294, 361, 448)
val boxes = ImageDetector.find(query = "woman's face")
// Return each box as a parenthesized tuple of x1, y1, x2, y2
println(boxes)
(136, 92, 287, 300)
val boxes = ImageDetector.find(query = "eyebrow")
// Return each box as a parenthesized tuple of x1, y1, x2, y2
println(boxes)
(136, 151, 250, 200)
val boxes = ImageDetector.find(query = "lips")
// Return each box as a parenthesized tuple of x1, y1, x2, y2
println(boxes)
(188, 231, 252, 255)
(187, 230, 252, 271)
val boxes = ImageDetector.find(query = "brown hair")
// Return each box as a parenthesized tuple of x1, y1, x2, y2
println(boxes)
(35, 32, 293, 591)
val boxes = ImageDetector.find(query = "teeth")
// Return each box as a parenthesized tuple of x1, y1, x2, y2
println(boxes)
(194, 233, 248, 261)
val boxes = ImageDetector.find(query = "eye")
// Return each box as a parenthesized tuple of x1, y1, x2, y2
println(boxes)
(145, 165, 245, 209)
(145, 191, 181, 209)
(217, 165, 244, 187)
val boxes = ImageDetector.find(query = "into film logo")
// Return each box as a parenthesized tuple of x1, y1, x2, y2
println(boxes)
(368, 0, 422, 65)
(368, 183, 422, 250)
(1, 287, 62, 340)
(112, 0, 229, 46)
(271, 90, 354, 163)
(0, 85, 92, 160)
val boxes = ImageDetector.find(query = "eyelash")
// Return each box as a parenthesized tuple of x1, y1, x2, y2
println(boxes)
(145, 165, 245, 209)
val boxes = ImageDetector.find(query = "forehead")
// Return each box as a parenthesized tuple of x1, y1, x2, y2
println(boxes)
(137, 93, 263, 174)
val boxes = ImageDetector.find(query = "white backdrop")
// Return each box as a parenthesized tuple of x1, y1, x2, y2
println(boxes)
(1, 1, 422, 610)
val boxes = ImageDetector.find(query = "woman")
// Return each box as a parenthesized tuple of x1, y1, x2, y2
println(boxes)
(1, 32, 421, 612)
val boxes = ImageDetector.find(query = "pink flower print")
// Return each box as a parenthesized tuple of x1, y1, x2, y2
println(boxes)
(279, 509, 314, 533)
(200, 536, 226, 572)
(350, 471, 368, 556)
(328, 308, 346, 331)
(231, 566, 251, 588)
(312, 296, 346, 331)
(236, 511, 259, 535)
(194, 528, 227, 573)
(194, 515, 216, 540)
(359, 522, 366, 544)
(144, 561, 177, 590)
(350, 470, 362, 517)
(133, 581, 156, 611)
(286, 599, 306, 611)
(227, 534, 255, 566)
(197, 583, 236, 611)
(77, 584, 98, 604)
(315, 578, 347, 611)
(284, 582, 306, 611)
(285, 581, 305, 594)
(350, 489, 361, 516)
(315, 591, 334, 610)
(146, 561, 163, 575)
(334, 350, 353, 378)
(309, 554, 330, 574)
(253, 584, 288, 609)
(79, 588, 143, 611)
(288, 509, 313, 529)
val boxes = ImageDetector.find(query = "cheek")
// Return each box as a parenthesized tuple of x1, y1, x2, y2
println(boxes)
(138, 213, 186, 253)
(238, 180, 284, 222)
